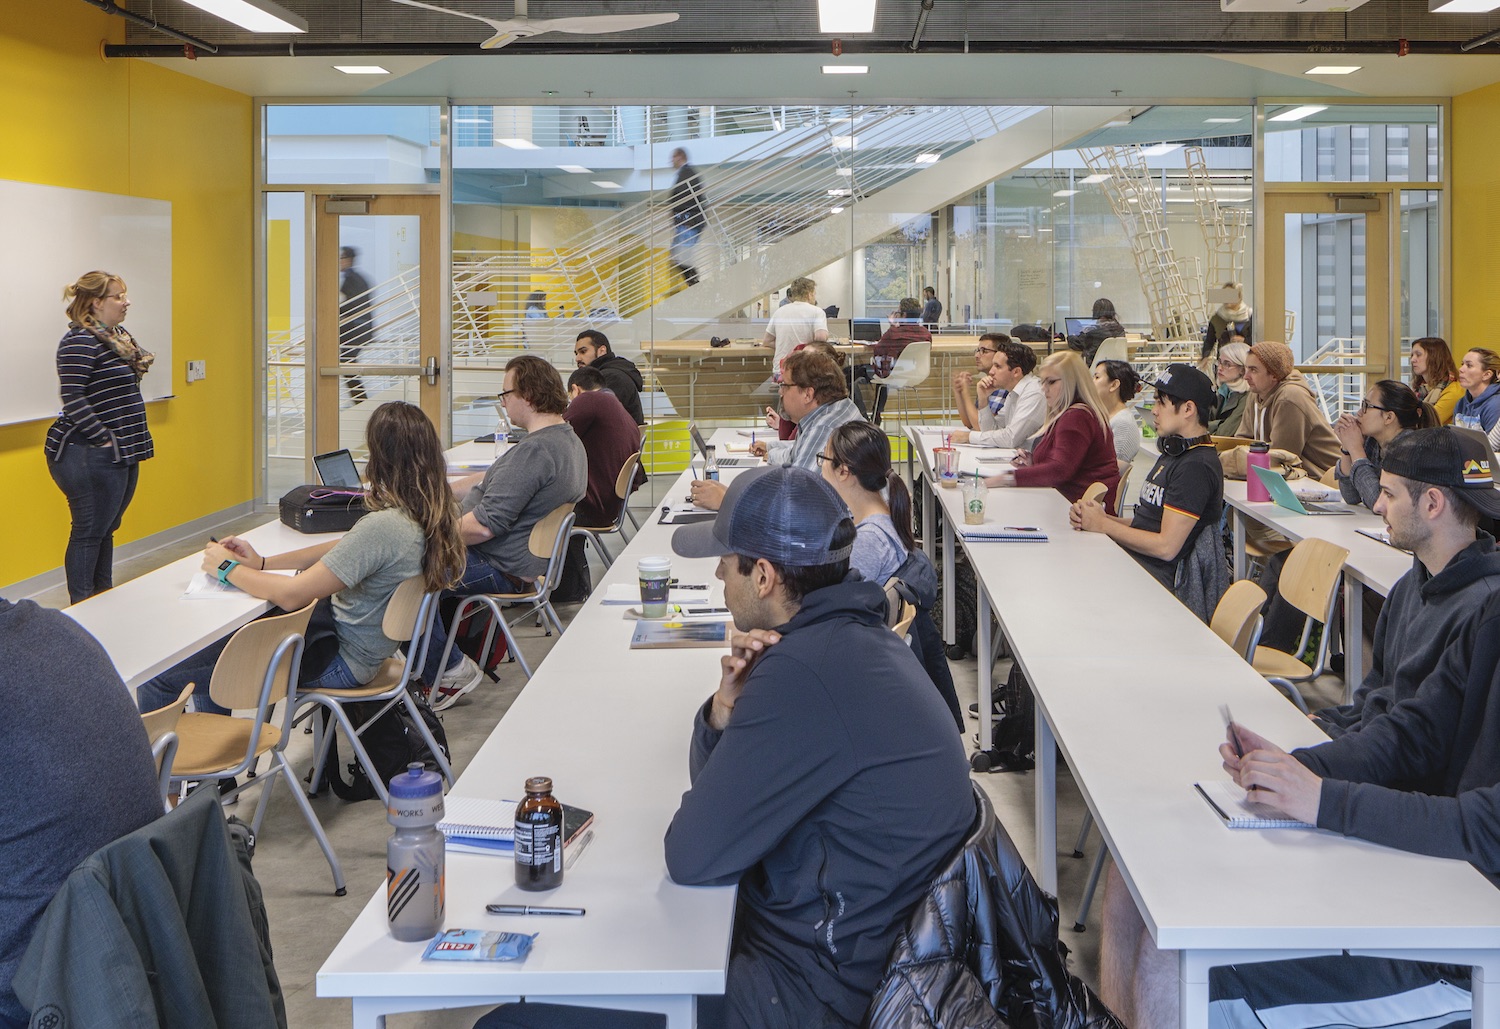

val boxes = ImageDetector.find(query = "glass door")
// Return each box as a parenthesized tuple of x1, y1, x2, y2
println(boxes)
(1263, 191, 1391, 420)
(313, 194, 443, 458)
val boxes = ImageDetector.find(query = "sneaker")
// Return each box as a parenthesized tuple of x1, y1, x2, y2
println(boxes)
(431, 655, 484, 712)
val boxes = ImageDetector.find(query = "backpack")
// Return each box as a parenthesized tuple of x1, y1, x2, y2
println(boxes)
(317, 688, 451, 802)
(438, 596, 510, 679)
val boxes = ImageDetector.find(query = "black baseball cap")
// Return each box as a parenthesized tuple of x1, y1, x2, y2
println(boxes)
(1151, 363, 1217, 421)
(672, 466, 854, 566)
(1381, 427, 1500, 518)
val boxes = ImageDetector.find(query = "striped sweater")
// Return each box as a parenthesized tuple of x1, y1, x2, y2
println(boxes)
(44, 325, 154, 465)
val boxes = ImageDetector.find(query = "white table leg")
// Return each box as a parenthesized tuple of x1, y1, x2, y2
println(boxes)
(942, 510, 955, 644)
(1473, 955, 1500, 1029)
(977, 587, 992, 753)
(1177, 950, 1211, 1029)
(351, 998, 388, 1029)
(1344, 576, 1364, 702)
(1035, 706, 1056, 895)
(1231, 507, 1247, 581)
(922, 473, 936, 566)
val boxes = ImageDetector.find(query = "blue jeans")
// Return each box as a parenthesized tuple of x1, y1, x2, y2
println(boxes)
(420, 551, 528, 682)
(137, 632, 365, 717)
(47, 440, 140, 604)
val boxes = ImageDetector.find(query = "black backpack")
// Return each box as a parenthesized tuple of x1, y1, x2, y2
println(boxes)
(316, 688, 451, 802)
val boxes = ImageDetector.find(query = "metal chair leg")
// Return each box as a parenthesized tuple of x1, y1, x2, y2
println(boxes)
(274, 750, 347, 896)
(1071, 812, 1094, 859)
(1071, 845, 1109, 933)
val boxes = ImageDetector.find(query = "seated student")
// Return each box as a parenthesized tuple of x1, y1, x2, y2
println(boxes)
(848, 296, 931, 424)
(949, 335, 1046, 448)
(1317, 426, 1500, 737)
(762, 340, 850, 440)
(1410, 336, 1463, 425)
(1333, 380, 1438, 512)
(667, 467, 973, 1026)
(1092, 358, 1142, 465)
(1072, 363, 1223, 594)
(1067, 297, 1126, 367)
(422, 356, 587, 705)
(1, 598, 162, 1029)
(136, 401, 466, 715)
(692, 349, 862, 511)
(555, 366, 644, 603)
(984, 351, 1120, 510)
(820, 420, 964, 729)
(1101, 427, 1500, 1029)
(1209, 341, 1251, 436)
(1234, 340, 1342, 478)
(1454, 346, 1500, 448)
(573, 330, 645, 425)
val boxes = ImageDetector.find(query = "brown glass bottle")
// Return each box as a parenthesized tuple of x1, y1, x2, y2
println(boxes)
(514, 776, 564, 891)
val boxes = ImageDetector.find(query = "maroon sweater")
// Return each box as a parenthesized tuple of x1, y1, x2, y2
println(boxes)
(870, 322, 932, 376)
(563, 388, 643, 527)
(1012, 405, 1120, 509)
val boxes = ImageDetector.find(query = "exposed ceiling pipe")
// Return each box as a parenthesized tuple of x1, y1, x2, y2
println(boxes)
(79, 0, 219, 53)
(907, 0, 935, 53)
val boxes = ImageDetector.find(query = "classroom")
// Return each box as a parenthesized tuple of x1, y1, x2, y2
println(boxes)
(7, 0, 1500, 1026)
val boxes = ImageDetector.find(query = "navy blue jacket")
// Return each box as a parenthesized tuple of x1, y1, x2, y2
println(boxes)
(664, 577, 973, 1026)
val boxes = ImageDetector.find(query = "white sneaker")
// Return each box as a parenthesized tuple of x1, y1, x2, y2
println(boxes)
(430, 655, 484, 711)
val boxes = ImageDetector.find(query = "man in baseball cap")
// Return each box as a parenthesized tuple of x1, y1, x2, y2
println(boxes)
(663, 467, 972, 1026)
(1072, 363, 1224, 601)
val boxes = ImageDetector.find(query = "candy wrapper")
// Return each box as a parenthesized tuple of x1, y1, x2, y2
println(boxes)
(421, 929, 538, 962)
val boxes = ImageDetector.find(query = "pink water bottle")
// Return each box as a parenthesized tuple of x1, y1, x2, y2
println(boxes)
(1245, 441, 1272, 502)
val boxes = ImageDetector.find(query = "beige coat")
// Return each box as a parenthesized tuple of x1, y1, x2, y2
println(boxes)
(1235, 369, 1342, 479)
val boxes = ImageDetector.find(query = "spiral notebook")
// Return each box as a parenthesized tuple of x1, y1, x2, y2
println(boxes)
(1195, 780, 1312, 829)
(439, 796, 595, 855)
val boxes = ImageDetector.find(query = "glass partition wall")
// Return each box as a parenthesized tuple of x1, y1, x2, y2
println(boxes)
(258, 99, 1443, 503)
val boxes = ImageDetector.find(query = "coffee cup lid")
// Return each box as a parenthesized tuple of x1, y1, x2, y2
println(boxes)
(638, 556, 671, 572)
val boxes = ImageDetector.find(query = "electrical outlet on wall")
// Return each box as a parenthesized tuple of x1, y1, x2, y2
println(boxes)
(186, 360, 206, 383)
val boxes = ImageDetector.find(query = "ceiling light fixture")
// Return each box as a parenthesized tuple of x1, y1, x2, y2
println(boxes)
(1204, 117, 1242, 124)
(1430, 0, 1500, 11)
(1140, 143, 1183, 156)
(1306, 65, 1362, 74)
(334, 65, 389, 75)
(828, 188, 852, 196)
(822, 65, 869, 74)
(179, 0, 306, 32)
(591, 180, 622, 189)
(1052, 189, 1079, 197)
(1080, 174, 1109, 184)
(1269, 105, 1328, 122)
(830, 206, 846, 214)
(915, 152, 940, 163)
(558, 165, 592, 174)
(819, 0, 877, 33)
(495, 138, 540, 149)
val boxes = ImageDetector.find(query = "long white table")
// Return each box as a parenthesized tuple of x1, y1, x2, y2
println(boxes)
(317, 459, 737, 1028)
(1223, 479, 1409, 693)
(903, 425, 1500, 1029)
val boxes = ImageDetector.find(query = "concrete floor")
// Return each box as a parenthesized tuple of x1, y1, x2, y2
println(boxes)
(30, 504, 1350, 1029)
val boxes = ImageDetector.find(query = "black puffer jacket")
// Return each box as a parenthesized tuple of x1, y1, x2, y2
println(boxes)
(865, 784, 1125, 1029)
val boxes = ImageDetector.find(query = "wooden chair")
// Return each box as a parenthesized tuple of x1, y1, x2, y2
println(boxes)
(1115, 459, 1133, 514)
(141, 684, 193, 812)
(297, 576, 456, 806)
(892, 601, 917, 640)
(440, 503, 576, 680)
(1082, 480, 1123, 517)
(1251, 537, 1348, 684)
(169, 603, 346, 895)
(570, 451, 642, 566)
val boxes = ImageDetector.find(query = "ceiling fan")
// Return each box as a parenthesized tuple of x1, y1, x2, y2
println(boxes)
(389, 0, 680, 49)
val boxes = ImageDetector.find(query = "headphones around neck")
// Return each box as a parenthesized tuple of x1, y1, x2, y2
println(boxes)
(1158, 433, 1212, 457)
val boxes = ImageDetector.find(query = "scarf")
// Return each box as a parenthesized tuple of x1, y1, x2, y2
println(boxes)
(1216, 301, 1252, 324)
(88, 323, 155, 379)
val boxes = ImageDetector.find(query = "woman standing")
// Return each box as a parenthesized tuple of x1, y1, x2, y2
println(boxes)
(1409, 337, 1462, 425)
(1201, 282, 1253, 360)
(1210, 342, 1251, 436)
(1333, 381, 1439, 511)
(1092, 358, 1142, 464)
(45, 271, 154, 604)
(986, 351, 1120, 510)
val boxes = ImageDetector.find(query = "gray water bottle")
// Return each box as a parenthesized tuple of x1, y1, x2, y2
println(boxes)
(387, 763, 446, 942)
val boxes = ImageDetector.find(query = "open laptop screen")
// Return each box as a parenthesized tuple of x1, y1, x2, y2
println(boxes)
(313, 449, 362, 489)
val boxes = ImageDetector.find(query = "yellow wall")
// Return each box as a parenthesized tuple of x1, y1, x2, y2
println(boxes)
(0, 0, 254, 588)
(1452, 81, 1500, 348)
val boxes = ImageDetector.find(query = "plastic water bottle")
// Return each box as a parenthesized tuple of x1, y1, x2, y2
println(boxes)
(704, 445, 719, 482)
(387, 763, 446, 941)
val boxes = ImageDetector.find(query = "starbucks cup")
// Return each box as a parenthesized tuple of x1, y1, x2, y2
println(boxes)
(638, 556, 672, 617)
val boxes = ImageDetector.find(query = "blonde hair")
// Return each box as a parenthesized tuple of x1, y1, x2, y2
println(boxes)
(63, 271, 124, 328)
(1038, 351, 1111, 433)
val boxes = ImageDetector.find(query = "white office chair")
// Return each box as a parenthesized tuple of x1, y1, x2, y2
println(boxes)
(1092, 337, 1130, 366)
(871, 340, 932, 429)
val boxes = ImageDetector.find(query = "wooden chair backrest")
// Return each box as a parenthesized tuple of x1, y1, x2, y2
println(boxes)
(380, 575, 429, 644)
(528, 502, 578, 559)
(141, 684, 194, 745)
(206, 602, 315, 711)
(1279, 537, 1349, 623)
(892, 601, 918, 639)
(1210, 580, 1267, 660)
(614, 452, 643, 502)
(1082, 482, 1109, 507)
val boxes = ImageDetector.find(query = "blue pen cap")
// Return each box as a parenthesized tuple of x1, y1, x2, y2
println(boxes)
(389, 762, 443, 799)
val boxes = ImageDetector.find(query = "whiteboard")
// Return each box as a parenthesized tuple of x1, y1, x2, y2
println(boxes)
(0, 179, 173, 427)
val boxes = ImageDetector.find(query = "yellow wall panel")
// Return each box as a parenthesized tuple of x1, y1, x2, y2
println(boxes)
(1452, 81, 1500, 348)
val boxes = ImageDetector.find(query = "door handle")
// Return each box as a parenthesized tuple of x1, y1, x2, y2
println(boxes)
(425, 357, 439, 386)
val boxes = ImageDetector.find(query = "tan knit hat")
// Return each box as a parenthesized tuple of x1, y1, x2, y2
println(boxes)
(1249, 341, 1294, 380)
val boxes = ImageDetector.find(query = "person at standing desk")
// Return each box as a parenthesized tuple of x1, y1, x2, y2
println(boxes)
(984, 351, 1120, 510)
(949, 335, 1045, 449)
(920, 285, 942, 326)
(46, 271, 156, 605)
(1072, 364, 1222, 604)
(1333, 380, 1438, 512)
(846, 296, 930, 424)
(762, 277, 829, 440)
(1101, 427, 1500, 1029)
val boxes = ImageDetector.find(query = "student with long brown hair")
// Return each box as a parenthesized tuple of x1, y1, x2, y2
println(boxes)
(1409, 337, 1461, 425)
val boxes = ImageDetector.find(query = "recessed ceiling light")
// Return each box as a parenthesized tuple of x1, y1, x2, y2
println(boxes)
(1141, 143, 1182, 156)
(557, 165, 592, 174)
(1052, 189, 1079, 197)
(180, 0, 306, 32)
(1306, 65, 1361, 74)
(1080, 174, 1109, 184)
(495, 138, 540, 149)
(818, 0, 877, 32)
(1430, 0, 1500, 11)
(822, 65, 869, 74)
(828, 188, 852, 196)
(830, 206, 846, 214)
(836, 168, 854, 176)
(1269, 105, 1328, 122)
(334, 65, 388, 75)
(915, 153, 940, 164)
(591, 180, 622, 189)
(832, 135, 857, 149)
(1204, 117, 1242, 124)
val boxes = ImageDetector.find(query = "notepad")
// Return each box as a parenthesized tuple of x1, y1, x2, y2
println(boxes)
(958, 526, 1048, 542)
(440, 797, 596, 855)
(630, 619, 732, 649)
(1357, 527, 1406, 550)
(601, 584, 711, 606)
(1195, 779, 1313, 829)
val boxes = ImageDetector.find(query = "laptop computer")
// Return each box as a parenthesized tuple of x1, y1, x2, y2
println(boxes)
(1251, 466, 1353, 516)
(689, 423, 759, 467)
(313, 449, 363, 489)
(1065, 317, 1097, 337)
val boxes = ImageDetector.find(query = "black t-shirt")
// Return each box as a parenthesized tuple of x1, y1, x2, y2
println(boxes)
(1129, 441, 1224, 588)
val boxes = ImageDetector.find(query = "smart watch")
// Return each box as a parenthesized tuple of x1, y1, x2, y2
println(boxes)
(216, 558, 240, 584)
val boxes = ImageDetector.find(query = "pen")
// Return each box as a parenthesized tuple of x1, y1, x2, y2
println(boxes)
(486, 904, 586, 916)
(1003, 526, 1039, 532)
(1220, 704, 1258, 791)
(564, 829, 595, 870)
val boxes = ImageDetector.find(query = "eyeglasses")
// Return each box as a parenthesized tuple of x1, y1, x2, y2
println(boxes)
(815, 453, 837, 466)
(1358, 399, 1391, 413)
(498, 388, 515, 398)
(104, 293, 128, 301)
(777, 381, 807, 392)
(974, 346, 998, 354)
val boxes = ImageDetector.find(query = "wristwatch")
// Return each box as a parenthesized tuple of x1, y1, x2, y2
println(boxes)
(216, 558, 240, 584)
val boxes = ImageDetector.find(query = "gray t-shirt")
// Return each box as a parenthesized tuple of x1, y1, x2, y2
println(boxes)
(851, 513, 908, 587)
(321, 508, 425, 683)
(1110, 407, 1140, 465)
(462, 422, 588, 579)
